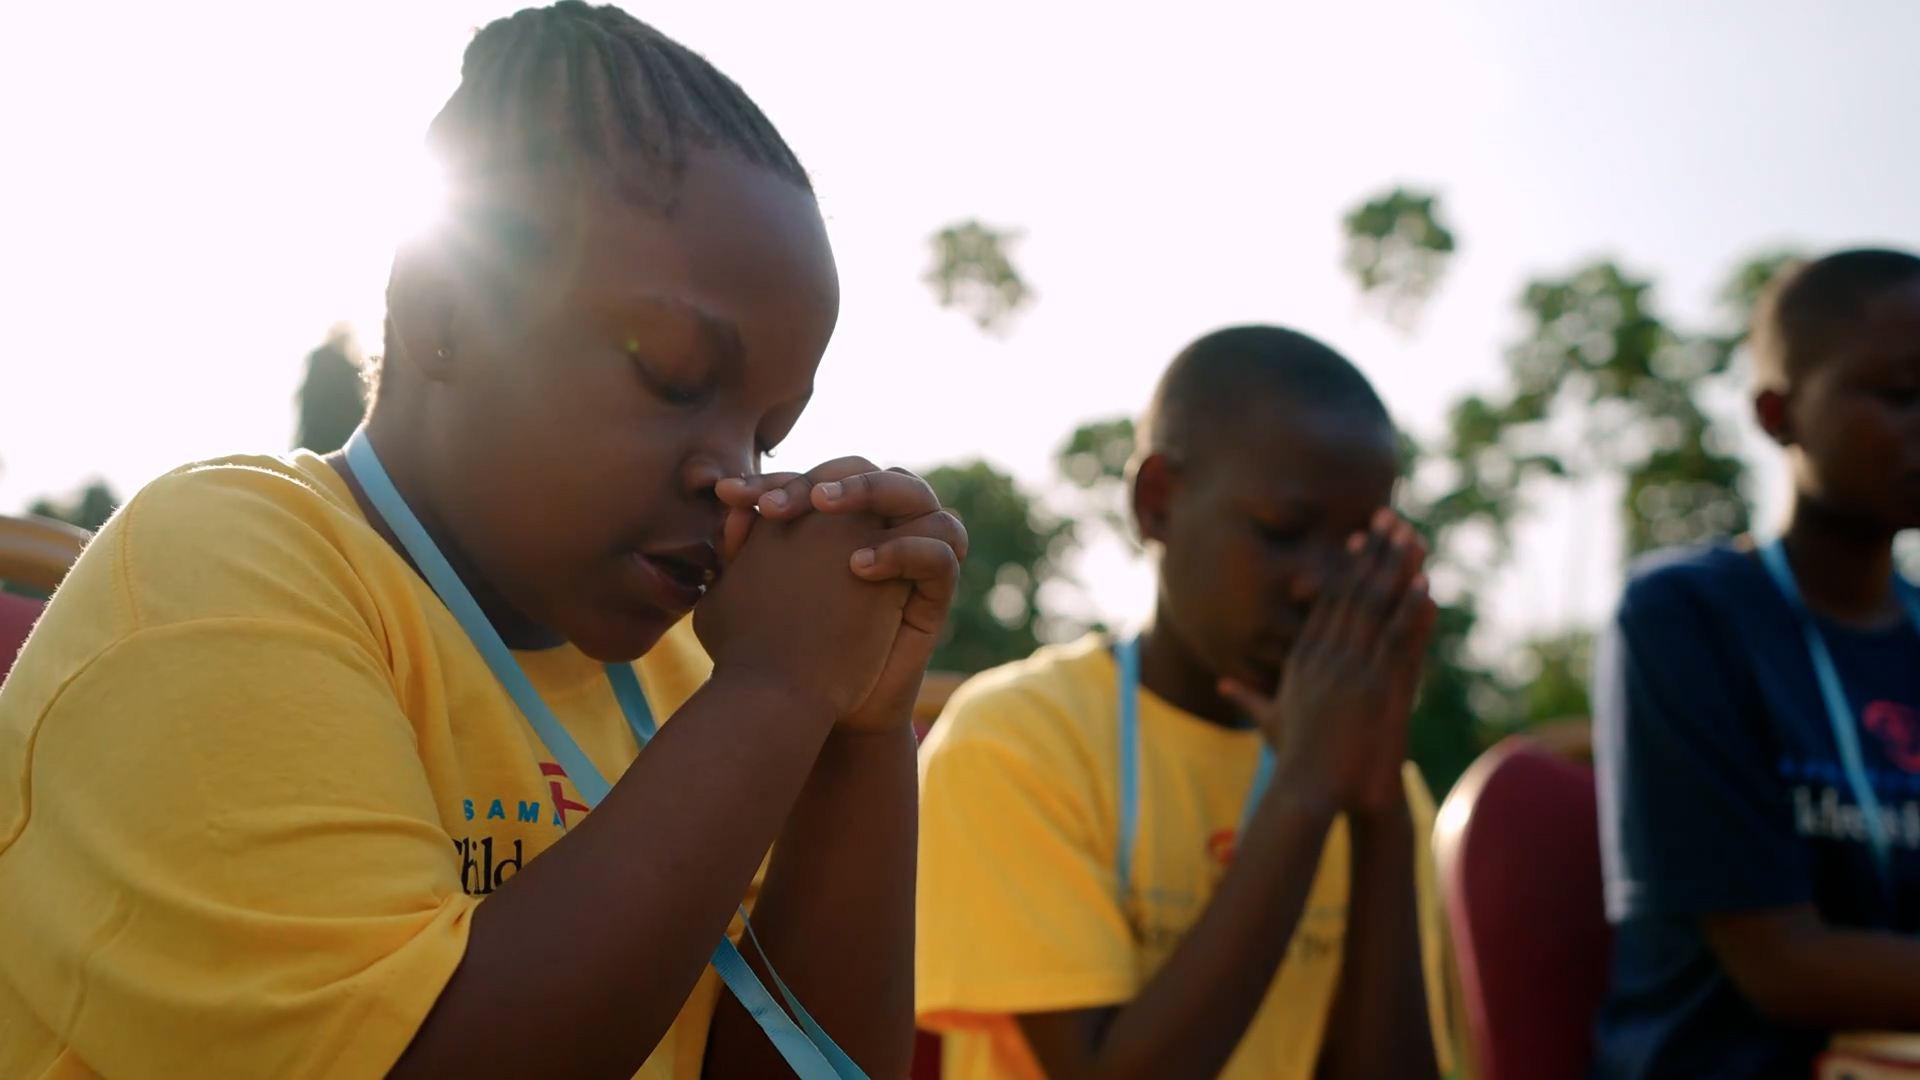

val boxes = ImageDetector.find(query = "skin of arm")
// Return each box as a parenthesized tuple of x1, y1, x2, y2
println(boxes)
(1703, 906, 1920, 1031)
(1311, 802, 1438, 1080)
(1015, 788, 1338, 1080)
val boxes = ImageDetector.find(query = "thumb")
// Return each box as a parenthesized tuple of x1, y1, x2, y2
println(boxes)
(721, 506, 757, 565)
(1216, 677, 1270, 721)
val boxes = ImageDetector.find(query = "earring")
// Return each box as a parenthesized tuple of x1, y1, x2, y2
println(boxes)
(435, 347, 450, 360)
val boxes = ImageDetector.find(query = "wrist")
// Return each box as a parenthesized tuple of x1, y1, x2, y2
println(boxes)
(816, 723, 919, 770)
(1258, 784, 1341, 830)
(1349, 797, 1415, 842)
(704, 667, 841, 734)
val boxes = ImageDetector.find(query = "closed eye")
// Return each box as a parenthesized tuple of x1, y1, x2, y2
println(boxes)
(625, 336, 708, 406)
(1254, 520, 1307, 546)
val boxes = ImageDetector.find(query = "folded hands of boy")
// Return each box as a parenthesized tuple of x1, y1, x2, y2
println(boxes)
(1218, 509, 1438, 820)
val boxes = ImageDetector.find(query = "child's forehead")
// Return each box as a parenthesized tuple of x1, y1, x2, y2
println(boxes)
(1193, 406, 1398, 494)
(1859, 279, 1920, 343)
(1793, 278, 1920, 381)
(1797, 287, 1920, 384)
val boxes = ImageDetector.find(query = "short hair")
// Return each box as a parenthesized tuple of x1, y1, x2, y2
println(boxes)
(428, 1, 809, 207)
(1139, 325, 1392, 460)
(1750, 248, 1920, 390)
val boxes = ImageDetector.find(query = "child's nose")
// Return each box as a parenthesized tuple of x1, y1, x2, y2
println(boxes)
(683, 452, 749, 499)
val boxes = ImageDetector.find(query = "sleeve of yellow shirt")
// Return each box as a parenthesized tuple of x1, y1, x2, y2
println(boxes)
(0, 616, 473, 1080)
(916, 685, 1137, 1026)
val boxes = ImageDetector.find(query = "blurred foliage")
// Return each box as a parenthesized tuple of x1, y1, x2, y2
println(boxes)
(925, 220, 1033, 335)
(1343, 188, 1457, 332)
(1517, 631, 1596, 725)
(924, 461, 1077, 674)
(30, 480, 119, 532)
(1340, 190, 1798, 790)
(1054, 417, 1139, 549)
(1427, 261, 1757, 562)
(1719, 250, 1803, 330)
(296, 324, 370, 455)
(1056, 418, 1136, 489)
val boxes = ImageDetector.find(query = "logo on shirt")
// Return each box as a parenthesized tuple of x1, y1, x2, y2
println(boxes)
(450, 763, 584, 897)
(1865, 701, 1920, 773)
(452, 837, 523, 895)
(1206, 827, 1237, 867)
(539, 762, 592, 827)
(1792, 785, 1920, 851)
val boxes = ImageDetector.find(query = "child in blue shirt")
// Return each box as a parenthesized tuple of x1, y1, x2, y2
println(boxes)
(1594, 248, 1920, 1078)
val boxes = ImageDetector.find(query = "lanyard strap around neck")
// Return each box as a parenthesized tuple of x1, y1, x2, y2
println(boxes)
(1758, 540, 1920, 889)
(1114, 635, 1274, 904)
(344, 429, 865, 1080)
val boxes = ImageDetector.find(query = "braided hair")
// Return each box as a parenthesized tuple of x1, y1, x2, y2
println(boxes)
(372, 4, 810, 398)
(429, 1, 809, 207)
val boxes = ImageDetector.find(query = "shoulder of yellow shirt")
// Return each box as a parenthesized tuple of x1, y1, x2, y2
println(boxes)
(926, 634, 1113, 745)
(33, 453, 368, 651)
(36, 451, 705, 681)
(926, 633, 1436, 814)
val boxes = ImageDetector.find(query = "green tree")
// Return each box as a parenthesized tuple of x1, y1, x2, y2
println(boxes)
(925, 220, 1034, 336)
(924, 461, 1077, 674)
(1054, 417, 1139, 548)
(1514, 631, 1596, 726)
(1345, 186, 1798, 789)
(1343, 188, 1458, 332)
(295, 324, 370, 454)
(30, 479, 119, 532)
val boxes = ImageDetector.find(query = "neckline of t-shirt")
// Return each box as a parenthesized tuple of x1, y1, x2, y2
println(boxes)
(1715, 542, 1920, 643)
(1080, 633, 1266, 750)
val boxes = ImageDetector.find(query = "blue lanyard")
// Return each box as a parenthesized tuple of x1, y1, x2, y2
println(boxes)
(345, 430, 865, 1080)
(1113, 635, 1275, 904)
(1758, 539, 1920, 891)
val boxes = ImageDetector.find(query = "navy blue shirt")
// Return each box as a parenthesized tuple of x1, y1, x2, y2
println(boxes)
(1593, 542, 1920, 1080)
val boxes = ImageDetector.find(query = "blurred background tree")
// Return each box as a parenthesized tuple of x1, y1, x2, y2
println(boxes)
(924, 461, 1077, 674)
(925, 220, 1034, 336)
(295, 323, 370, 455)
(29, 479, 119, 532)
(1053, 417, 1139, 550)
(1342, 188, 1457, 333)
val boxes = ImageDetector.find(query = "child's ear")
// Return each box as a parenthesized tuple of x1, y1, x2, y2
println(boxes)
(1754, 388, 1795, 447)
(1131, 452, 1176, 544)
(386, 242, 461, 383)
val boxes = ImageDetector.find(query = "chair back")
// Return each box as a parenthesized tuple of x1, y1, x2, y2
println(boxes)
(0, 513, 88, 596)
(1433, 732, 1611, 1080)
(0, 514, 89, 684)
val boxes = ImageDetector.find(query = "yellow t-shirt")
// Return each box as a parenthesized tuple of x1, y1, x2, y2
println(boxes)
(915, 634, 1452, 1080)
(0, 452, 731, 1080)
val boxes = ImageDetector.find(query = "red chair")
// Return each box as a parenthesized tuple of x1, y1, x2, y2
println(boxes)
(0, 514, 89, 683)
(1433, 730, 1612, 1080)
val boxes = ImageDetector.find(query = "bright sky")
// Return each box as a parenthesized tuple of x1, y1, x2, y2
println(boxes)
(3, 0, 1916, 644)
